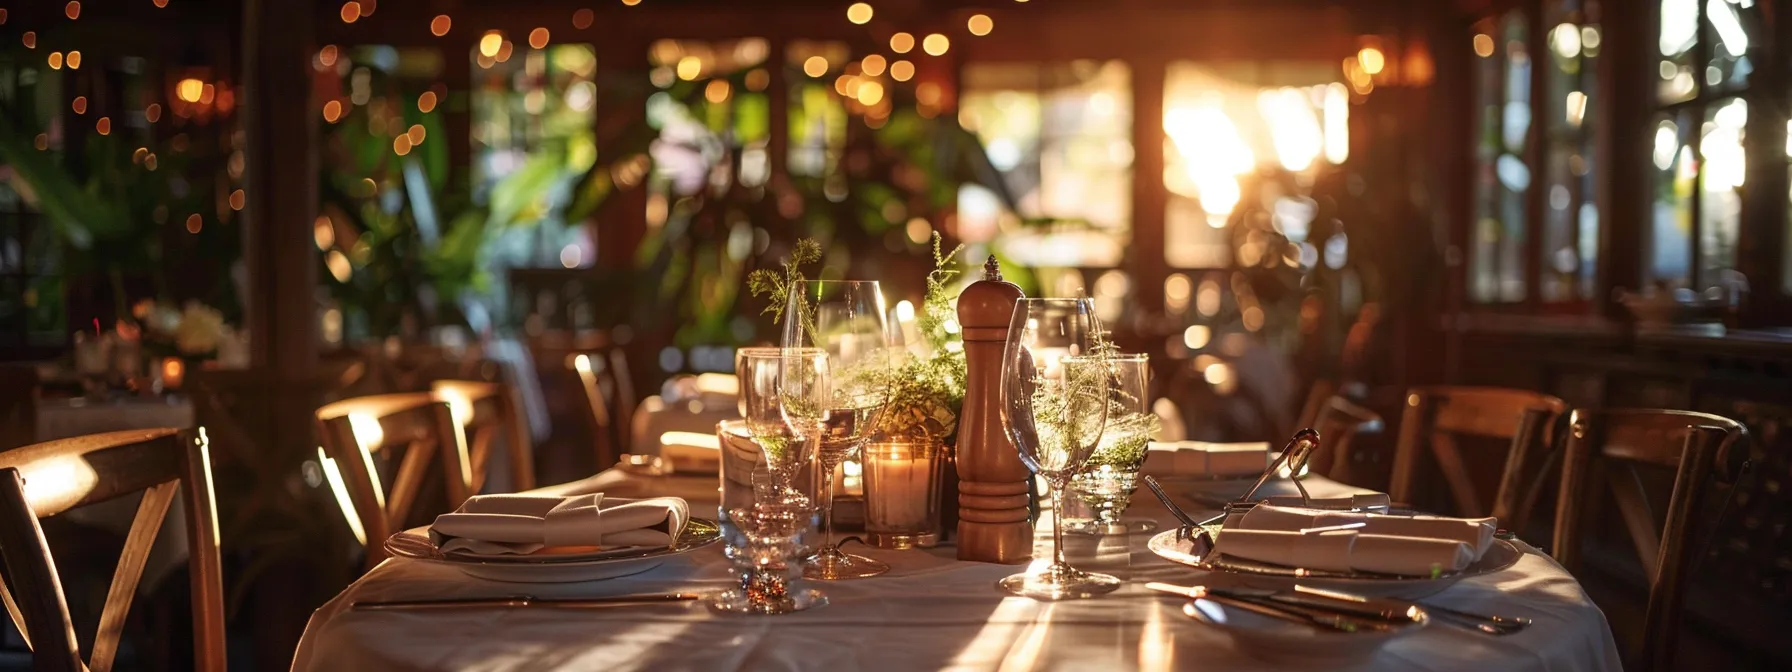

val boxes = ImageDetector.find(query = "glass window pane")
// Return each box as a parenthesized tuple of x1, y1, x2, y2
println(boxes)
(1161, 62, 1343, 270)
(1702, 0, 1759, 91)
(960, 61, 1131, 267)
(786, 40, 849, 178)
(1542, 5, 1598, 302)
(1470, 13, 1530, 303)
(1698, 97, 1745, 285)
(1650, 111, 1695, 287)
(1657, 0, 1699, 103)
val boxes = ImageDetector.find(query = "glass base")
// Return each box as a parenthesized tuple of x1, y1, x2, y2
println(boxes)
(1063, 518, 1159, 536)
(709, 587, 829, 615)
(999, 564, 1123, 600)
(865, 531, 938, 550)
(804, 546, 889, 580)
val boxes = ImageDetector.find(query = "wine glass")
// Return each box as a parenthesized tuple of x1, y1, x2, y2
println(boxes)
(737, 347, 826, 506)
(782, 280, 894, 580)
(998, 298, 1118, 600)
(1066, 353, 1158, 535)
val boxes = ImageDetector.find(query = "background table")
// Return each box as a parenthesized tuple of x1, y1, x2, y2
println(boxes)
(293, 473, 1622, 671)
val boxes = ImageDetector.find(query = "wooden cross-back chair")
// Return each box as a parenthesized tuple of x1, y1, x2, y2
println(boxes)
(1390, 386, 1567, 536)
(431, 379, 534, 492)
(1304, 394, 1384, 484)
(1552, 409, 1748, 672)
(314, 393, 470, 569)
(0, 428, 223, 672)
(569, 349, 634, 469)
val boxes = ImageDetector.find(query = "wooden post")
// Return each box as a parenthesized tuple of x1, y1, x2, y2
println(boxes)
(242, 0, 318, 376)
(953, 257, 1031, 563)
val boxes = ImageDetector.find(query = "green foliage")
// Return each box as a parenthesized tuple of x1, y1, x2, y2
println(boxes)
(745, 238, 821, 324)
(867, 233, 967, 441)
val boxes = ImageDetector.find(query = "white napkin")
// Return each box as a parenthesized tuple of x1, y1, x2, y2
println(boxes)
(1142, 441, 1270, 478)
(1213, 502, 1495, 576)
(430, 493, 689, 556)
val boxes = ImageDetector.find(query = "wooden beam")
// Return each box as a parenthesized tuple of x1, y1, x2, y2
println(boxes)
(242, 0, 319, 374)
(1594, 0, 1648, 314)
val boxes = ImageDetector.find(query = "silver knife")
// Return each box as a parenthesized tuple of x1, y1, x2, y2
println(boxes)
(351, 592, 704, 611)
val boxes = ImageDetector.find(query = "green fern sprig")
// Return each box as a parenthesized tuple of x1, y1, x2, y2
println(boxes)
(746, 238, 822, 325)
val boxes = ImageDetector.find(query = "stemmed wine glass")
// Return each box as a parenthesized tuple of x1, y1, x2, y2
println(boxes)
(737, 347, 826, 505)
(998, 298, 1118, 600)
(782, 280, 894, 580)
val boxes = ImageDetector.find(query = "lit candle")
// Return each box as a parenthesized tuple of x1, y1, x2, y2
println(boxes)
(161, 357, 185, 390)
(863, 442, 940, 547)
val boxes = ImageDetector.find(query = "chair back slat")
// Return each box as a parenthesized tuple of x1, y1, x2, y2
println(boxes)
(90, 480, 177, 672)
(1553, 409, 1746, 672)
(1391, 386, 1566, 535)
(1306, 394, 1382, 483)
(570, 352, 623, 468)
(432, 379, 533, 491)
(315, 393, 471, 569)
(0, 428, 224, 672)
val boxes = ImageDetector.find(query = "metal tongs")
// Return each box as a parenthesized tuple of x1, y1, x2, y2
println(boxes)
(1144, 428, 1322, 544)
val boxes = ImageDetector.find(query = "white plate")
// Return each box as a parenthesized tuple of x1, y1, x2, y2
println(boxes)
(1180, 597, 1426, 665)
(384, 518, 722, 583)
(1147, 527, 1524, 599)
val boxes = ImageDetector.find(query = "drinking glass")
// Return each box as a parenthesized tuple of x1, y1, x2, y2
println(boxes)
(1066, 353, 1157, 535)
(782, 280, 894, 580)
(998, 298, 1118, 599)
(737, 347, 827, 506)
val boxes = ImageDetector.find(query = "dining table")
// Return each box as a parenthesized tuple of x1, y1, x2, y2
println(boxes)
(292, 469, 1622, 671)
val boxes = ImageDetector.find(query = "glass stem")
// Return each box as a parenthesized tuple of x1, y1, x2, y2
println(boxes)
(819, 457, 838, 552)
(1048, 476, 1070, 571)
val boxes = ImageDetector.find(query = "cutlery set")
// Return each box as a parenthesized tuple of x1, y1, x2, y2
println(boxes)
(1146, 582, 1531, 636)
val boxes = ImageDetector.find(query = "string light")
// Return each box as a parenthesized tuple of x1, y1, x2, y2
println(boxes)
(229, 190, 245, 211)
(154, 0, 169, 7)
(21, 32, 35, 49)
(177, 78, 205, 103)
(890, 59, 914, 81)
(676, 56, 701, 80)
(430, 15, 450, 36)
(66, 51, 81, 69)
(846, 2, 873, 24)
(322, 100, 343, 122)
(621, 0, 642, 5)
(803, 56, 829, 77)
(71, 96, 86, 114)
(417, 91, 438, 113)
(145, 103, 162, 122)
(185, 214, 203, 233)
(406, 124, 426, 144)
(340, 2, 360, 23)
(478, 31, 503, 58)
(65, 1, 80, 20)
(529, 27, 550, 49)
(922, 33, 949, 56)
(95, 117, 110, 135)
(318, 45, 339, 68)
(47, 52, 63, 69)
(572, 8, 594, 29)
(393, 134, 412, 156)
(968, 14, 993, 36)
(890, 32, 914, 53)
(862, 54, 887, 76)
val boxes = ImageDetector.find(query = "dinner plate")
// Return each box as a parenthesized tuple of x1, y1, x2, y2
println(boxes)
(1180, 597, 1427, 665)
(383, 518, 723, 583)
(1146, 525, 1524, 599)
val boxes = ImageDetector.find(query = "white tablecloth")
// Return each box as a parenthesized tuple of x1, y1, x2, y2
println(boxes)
(293, 474, 1621, 671)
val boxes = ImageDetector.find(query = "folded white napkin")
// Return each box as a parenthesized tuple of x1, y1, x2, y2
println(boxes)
(430, 493, 689, 555)
(1142, 441, 1270, 478)
(1213, 502, 1496, 576)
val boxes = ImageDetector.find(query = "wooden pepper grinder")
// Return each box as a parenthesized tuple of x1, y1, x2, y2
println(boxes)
(953, 256, 1032, 563)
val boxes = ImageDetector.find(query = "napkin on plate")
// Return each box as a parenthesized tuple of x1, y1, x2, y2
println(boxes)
(1261, 493, 1393, 511)
(1142, 441, 1271, 478)
(1213, 502, 1496, 576)
(430, 493, 689, 556)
